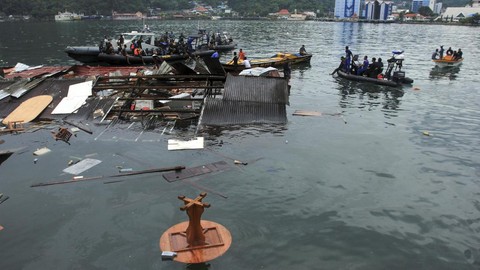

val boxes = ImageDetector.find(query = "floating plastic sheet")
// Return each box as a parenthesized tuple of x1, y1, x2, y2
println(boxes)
(63, 158, 102, 175)
(168, 137, 204, 150)
(52, 80, 93, 114)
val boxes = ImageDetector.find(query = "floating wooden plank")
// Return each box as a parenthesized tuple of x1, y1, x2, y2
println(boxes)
(292, 110, 322, 116)
(31, 166, 185, 187)
(163, 161, 231, 182)
(2, 95, 53, 125)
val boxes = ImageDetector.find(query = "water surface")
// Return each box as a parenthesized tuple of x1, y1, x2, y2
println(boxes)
(0, 20, 480, 269)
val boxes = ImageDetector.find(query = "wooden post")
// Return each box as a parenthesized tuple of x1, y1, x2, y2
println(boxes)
(178, 192, 211, 247)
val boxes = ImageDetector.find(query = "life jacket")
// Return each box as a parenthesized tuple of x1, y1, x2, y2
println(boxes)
(134, 48, 141, 56)
(130, 43, 136, 50)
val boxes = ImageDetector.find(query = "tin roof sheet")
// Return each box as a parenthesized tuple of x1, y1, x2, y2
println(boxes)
(223, 74, 289, 104)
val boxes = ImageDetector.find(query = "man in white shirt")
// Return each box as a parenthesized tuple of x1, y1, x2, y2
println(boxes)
(243, 56, 251, 68)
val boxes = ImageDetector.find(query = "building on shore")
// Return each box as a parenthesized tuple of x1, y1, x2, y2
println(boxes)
(334, 0, 361, 19)
(112, 11, 145, 20)
(365, 0, 393, 20)
(441, 6, 480, 21)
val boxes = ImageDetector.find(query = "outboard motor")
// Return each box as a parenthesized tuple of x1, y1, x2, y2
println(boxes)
(392, 71, 406, 83)
(392, 50, 404, 71)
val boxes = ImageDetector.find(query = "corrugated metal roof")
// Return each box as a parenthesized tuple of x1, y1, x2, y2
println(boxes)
(2, 66, 69, 79)
(1, 65, 143, 80)
(201, 56, 226, 75)
(223, 74, 289, 104)
(199, 98, 287, 126)
(198, 74, 289, 126)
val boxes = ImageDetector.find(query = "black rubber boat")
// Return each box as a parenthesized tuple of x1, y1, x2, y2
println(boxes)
(336, 70, 413, 87)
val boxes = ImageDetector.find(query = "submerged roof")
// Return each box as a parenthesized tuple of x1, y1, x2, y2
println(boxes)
(199, 74, 289, 126)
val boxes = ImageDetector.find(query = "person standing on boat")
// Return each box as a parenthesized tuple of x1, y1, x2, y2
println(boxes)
(232, 52, 239, 66)
(299, 45, 307, 55)
(243, 56, 251, 68)
(238, 49, 246, 61)
(345, 46, 353, 73)
(118, 35, 124, 47)
(439, 46, 444, 59)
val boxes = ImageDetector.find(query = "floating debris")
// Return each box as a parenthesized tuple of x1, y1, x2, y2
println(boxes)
(63, 158, 102, 175)
(33, 147, 51, 156)
(168, 137, 204, 151)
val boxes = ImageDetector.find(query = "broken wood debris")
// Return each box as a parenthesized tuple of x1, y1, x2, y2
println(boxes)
(31, 165, 185, 187)
(51, 127, 74, 144)
(0, 194, 9, 205)
(162, 161, 231, 182)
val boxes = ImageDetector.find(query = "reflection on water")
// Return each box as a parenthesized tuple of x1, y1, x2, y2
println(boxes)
(200, 124, 288, 140)
(335, 76, 404, 118)
(429, 66, 461, 80)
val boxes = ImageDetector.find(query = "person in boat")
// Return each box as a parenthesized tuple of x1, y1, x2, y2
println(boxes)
(215, 34, 222, 45)
(365, 57, 376, 77)
(238, 49, 246, 60)
(299, 45, 307, 55)
(187, 36, 194, 53)
(152, 49, 164, 69)
(357, 56, 369, 76)
(454, 49, 463, 60)
(385, 56, 396, 79)
(118, 35, 124, 47)
(105, 39, 114, 54)
(121, 44, 130, 65)
(351, 54, 360, 74)
(439, 46, 444, 59)
(232, 52, 239, 66)
(345, 46, 353, 73)
(446, 47, 453, 56)
(371, 58, 384, 78)
(331, 56, 346, 75)
(431, 49, 439, 60)
(243, 56, 251, 68)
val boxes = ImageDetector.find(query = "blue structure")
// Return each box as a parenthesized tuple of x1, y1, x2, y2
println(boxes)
(335, 0, 361, 18)
(411, 0, 430, 13)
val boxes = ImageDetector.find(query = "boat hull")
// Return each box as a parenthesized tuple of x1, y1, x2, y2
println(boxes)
(222, 53, 312, 72)
(433, 58, 463, 68)
(337, 70, 413, 87)
(65, 46, 103, 63)
(97, 50, 215, 66)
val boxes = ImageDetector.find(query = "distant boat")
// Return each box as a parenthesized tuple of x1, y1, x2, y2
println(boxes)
(433, 55, 463, 68)
(211, 16, 222, 20)
(55, 11, 82, 21)
(222, 52, 312, 72)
